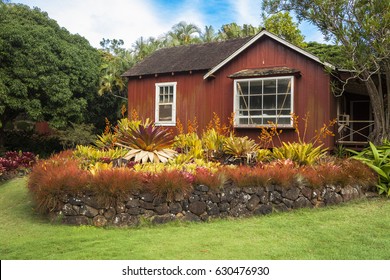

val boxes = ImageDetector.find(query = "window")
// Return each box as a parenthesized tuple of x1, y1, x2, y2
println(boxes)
(234, 76, 294, 127)
(155, 82, 177, 126)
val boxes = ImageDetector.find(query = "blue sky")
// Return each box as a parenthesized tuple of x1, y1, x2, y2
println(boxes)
(13, 0, 326, 49)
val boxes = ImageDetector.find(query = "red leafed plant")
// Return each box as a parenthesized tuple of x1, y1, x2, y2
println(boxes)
(0, 151, 37, 175)
(145, 170, 194, 200)
(225, 165, 270, 188)
(28, 157, 91, 213)
(194, 167, 227, 190)
(265, 160, 298, 187)
(90, 168, 144, 206)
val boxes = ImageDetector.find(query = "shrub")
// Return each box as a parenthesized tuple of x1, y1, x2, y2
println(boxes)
(265, 160, 298, 187)
(56, 123, 97, 149)
(28, 158, 91, 213)
(338, 159, 377, 187)
(225, 165, 270, 188)
(145, 170, 194, 200)
(90, 168, 143, 206)
(297, 158, 377, 188)
(194, 167, 227, 189)
(0, 151, 37, 179)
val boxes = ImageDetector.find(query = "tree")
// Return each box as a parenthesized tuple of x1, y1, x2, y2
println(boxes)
(218, 23, 246, 39)
(305, 42, 344, 67)
(201, 25, 219, 43)
(0, 3, 101, 148)
(262, 0, 390, 144)
(132, 36, 162, 61)
(165, 21, 202, 46)
(263, 12, 306, 47)
(98, 39, 133, 100)
(218, 23, 261, 39)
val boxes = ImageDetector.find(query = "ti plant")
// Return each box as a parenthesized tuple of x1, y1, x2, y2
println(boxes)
(350, 141, 390, 196)
(115, 119, 177, 163)
(223, 135, 258, 164)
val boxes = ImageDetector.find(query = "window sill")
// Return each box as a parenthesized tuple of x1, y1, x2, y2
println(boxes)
(155, 122, 176, 127)
(234, 125, 294, 129)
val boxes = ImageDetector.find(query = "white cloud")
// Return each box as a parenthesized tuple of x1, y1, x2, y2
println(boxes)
(14, 0, 326, 49)
(16, 0, 209, 48)
(229, 0, 262, 26)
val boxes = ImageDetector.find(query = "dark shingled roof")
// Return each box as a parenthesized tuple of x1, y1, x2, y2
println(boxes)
(122, 37, 253, 77)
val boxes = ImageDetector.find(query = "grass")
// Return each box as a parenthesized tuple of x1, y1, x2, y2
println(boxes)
(1, 177, 390, 260)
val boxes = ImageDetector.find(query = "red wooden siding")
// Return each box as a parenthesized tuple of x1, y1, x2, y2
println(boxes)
(127, 36, 336, 149)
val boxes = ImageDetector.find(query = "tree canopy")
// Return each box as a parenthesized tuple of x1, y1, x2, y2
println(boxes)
(263, 12, 306, 47)
(0, 3, 101, 146)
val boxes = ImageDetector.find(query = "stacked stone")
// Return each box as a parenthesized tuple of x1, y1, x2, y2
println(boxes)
(54, 183, 366, 227)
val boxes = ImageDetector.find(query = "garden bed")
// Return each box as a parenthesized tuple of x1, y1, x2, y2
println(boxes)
(26, 116, 382, 227)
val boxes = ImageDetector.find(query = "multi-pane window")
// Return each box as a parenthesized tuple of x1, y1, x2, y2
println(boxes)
(155, 82, 176, 126)
(234, 77, 294, 127)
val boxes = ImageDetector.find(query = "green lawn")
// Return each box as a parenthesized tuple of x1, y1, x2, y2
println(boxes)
(1, 177, 389, 260)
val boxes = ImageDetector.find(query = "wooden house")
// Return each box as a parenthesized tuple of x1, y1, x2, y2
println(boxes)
(123, 30, 372, 150)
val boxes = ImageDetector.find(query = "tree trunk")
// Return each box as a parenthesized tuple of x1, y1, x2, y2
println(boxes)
(362, 71, 390, 144)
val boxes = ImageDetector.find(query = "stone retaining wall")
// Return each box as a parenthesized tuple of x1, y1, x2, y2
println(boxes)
(51, 183, 367, 227)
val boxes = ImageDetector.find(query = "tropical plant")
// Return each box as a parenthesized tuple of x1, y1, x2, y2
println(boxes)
(173, 132, 204, 159)
(73, 145, 127, 169)
(202, 128, 227, 161)
(88, 161, 113, 176)
(350, 141, 390, 196)
(223, 135, 258, 164)
(115, 119, 177, 163)
(95, 132, 117, 150)
(256, 149, 273, 163)
(271, 142, 327, 166)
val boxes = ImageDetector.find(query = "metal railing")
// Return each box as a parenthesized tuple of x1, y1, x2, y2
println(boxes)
(337, 114, 374, 145)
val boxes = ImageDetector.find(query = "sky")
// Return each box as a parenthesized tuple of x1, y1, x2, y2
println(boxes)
(13, 0, 326, 49)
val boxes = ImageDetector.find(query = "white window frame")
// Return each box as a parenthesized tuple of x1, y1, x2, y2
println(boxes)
(155, 82, 177, 126)
(233, 76, 294, 128)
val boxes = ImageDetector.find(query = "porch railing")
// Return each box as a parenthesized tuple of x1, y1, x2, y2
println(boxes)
(336, 114, 374, 145)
